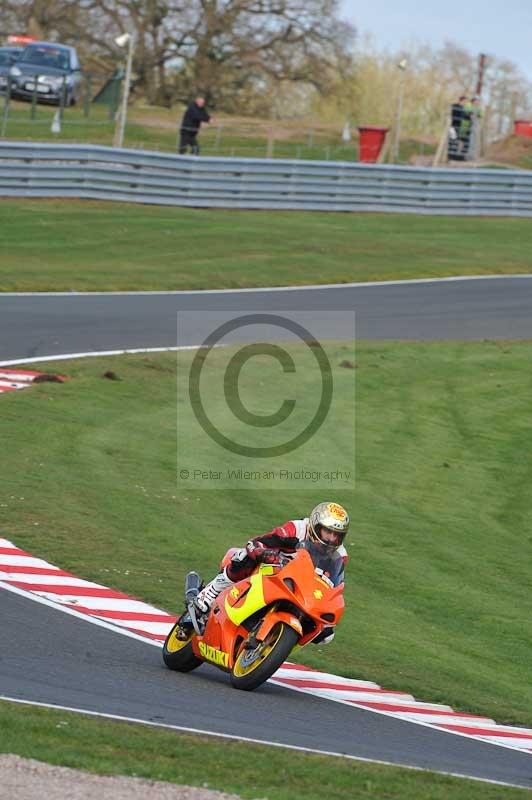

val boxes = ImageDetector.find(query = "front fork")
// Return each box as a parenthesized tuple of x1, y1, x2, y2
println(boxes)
(177, 571, 205, 638)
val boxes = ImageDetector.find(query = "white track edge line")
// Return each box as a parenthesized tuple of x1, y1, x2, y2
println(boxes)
(1, 274, 532, 297)
(0, 580, 162, 648)
(0, 346, 189, 367)
(0, 695, 529, 791)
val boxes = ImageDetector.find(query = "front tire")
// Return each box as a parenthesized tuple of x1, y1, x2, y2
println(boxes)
(162, 621, 202, 672)
(230, 622, 299, 691)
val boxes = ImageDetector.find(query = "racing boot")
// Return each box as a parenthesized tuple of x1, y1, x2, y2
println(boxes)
(195, 570, 233, 613)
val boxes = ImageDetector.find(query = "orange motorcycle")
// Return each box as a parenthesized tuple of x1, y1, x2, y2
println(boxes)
(163, 541, 345, 691)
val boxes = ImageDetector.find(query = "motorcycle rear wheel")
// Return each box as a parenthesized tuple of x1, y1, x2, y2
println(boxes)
(230, 622, 299, 691)
(162, 621, 202, 672)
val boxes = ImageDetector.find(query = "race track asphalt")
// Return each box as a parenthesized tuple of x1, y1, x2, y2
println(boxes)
(2, 589, 532, 789)
(1, 277, 532, 363)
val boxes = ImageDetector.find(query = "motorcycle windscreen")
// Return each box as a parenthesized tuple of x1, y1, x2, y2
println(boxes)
(298, 540, 345, 587)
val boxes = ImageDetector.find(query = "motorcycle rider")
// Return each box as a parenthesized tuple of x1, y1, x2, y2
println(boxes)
(194, 501, 349, 644)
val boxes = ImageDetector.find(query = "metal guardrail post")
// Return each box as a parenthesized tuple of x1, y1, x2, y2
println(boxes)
(1, 77, 11, 138)
(266, 132, 274, 158)
(84, 73, 92, 118)
(214, 123, 223, 152)
(59, 76, 67, 121)
(109, 84, 118, 121)
(0, 75, 11, 138)
(31, 75, 39, 120)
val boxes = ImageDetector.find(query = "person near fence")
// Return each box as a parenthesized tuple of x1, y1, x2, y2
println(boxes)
(457, 97, 476, 158)
(178, 96, 211, 155)
(448, 95, 469, 161)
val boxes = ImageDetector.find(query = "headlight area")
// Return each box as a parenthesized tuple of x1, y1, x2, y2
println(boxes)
(40, 75, 68, 90)
(13, 74, 69, 96)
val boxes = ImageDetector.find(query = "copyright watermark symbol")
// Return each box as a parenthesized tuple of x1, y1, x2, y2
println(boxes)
(177, 309, 356, 490)
(189, 314, 332, 458)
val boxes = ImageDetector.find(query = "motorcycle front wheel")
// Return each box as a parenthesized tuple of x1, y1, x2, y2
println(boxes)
(230, 622, 299, 691)
(162, 621, 202, 672)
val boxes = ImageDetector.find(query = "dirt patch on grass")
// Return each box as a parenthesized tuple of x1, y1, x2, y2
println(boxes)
(486, 135, 532, 167)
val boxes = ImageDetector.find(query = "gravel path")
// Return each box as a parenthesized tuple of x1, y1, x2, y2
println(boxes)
(0, 755, 251, 800)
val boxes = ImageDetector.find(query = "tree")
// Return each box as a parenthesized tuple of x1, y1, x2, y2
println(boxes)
(171, 1, 354, 110)
(1, 0, 354, 110)
(312, 38, 532, 143)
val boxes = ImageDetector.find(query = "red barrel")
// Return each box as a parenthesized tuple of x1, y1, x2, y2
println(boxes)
(514, 120, 532, 137)
(357, 126, 390, 163)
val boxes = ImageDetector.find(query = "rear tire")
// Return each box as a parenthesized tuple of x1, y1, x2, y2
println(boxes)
(162, 621, 202, 672)
(230, 622, 298, 691)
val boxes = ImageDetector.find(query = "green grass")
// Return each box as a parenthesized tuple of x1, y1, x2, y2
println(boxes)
(1, 200, 531, 292)
(2, 343, 532, 729)
(2, 702, 528, 800)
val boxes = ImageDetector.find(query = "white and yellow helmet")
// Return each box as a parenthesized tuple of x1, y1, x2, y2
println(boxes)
(307, 502, 349, 551)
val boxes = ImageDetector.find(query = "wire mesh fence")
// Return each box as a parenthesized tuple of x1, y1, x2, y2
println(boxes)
(0, 71, 119, 137)
(0, 73, 439, 164)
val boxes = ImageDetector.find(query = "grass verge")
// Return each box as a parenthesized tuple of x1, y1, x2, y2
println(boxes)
(0, 701, 528, 799)
(1, 343, 531, 727)
(1, 200, 531, 291)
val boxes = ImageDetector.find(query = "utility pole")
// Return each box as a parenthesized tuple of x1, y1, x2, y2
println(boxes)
(113, 33, 135, 149)
(475, 53, 487, 97)
(468, 53, 488, 161)
(391, 59, 408, 163)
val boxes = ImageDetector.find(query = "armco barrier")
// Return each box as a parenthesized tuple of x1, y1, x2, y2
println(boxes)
(2, 141, 532, 216)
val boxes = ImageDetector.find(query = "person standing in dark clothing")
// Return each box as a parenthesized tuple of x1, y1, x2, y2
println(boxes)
(179, 96, 211, 155)
(458, 97, 474, 158)
(448, 95, 469, 161)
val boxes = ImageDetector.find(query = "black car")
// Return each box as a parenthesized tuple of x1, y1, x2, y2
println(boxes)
(9, 41, 82, 105)
(0, 47, 21, 93)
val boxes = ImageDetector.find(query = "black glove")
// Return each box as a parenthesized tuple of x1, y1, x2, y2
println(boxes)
(246, 541, 279, 564)
(261, 549, 281, 565)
